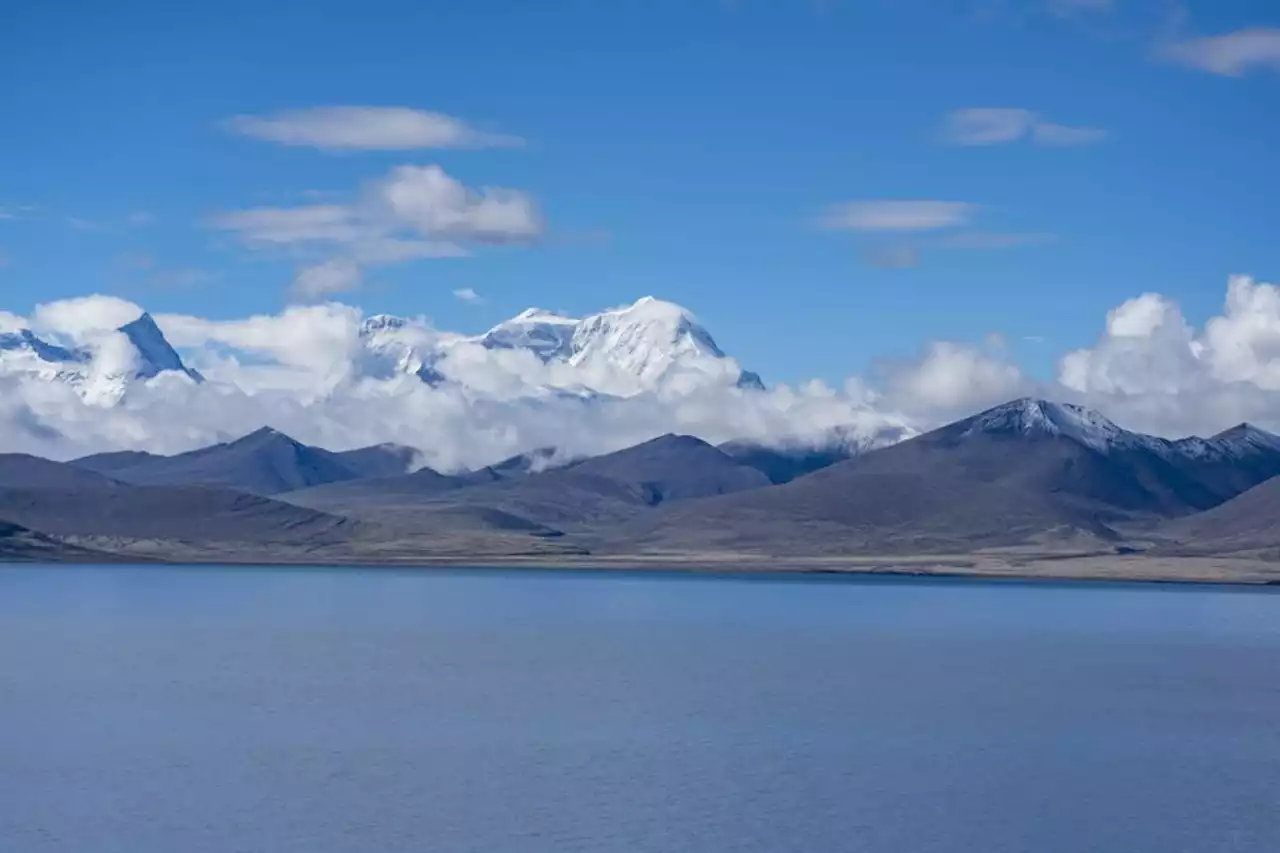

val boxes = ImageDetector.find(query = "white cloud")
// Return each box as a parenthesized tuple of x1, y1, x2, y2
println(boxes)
(30, 295, 146, 342)
(881, 340, 1030, 420)
(942, 107, 1107, 147)
(1057, 276, 1280, 436)
(292, 259, 363, 302)
(821, 201, 976, 232)
(209, 164, 537, 302)
(8, 276, 1280, 468)
(943, 108, 1037, 145)
(453, 287, 483, 303)
(1163, 28, 1280, 77)
(373, 164, 543, 244)
(225, 106, 524, 151)
(209, 205, 361, 245)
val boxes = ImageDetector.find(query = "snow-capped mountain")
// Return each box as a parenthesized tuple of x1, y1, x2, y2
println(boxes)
(958, 398, 1280, 472)
(477, 308, 578, 362)
(118, 314, 204, 383)
(353, 296, 763, 398)
(0, 313, 203, 400)
(563, 296, 764, 391)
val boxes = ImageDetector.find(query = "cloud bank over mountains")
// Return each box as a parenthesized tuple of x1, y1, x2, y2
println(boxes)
(1, 275, 1278, 470)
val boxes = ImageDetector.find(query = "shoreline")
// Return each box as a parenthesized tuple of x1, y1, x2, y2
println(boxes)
(7, 550, 1280, 588)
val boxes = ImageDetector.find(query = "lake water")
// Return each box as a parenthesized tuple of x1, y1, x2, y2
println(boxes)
(1, 565, 1278, 853)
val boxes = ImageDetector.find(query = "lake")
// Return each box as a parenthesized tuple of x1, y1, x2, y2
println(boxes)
(1, 565, 1278, 852)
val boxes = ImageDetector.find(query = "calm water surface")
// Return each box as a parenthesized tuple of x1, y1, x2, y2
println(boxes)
(1, 565, 1278, 852)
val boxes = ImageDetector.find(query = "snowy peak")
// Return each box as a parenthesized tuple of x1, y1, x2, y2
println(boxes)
(0, 329, 87, 364)
(117, 313, 203, 383)
(479, 308, 578, 362)
(1210, 423, 1280, 454)
(961, 398, 1141, 453)
(568, 296, 737, 385)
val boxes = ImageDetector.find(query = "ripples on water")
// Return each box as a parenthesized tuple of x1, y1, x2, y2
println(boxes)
(1, 565, 1278, 852)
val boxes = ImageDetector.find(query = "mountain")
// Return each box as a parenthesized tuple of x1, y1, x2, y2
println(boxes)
(478, 308, 578, 361)
(561, 297, 763, 391)
(1157, 474, 1280, 554)
(0, 453, 124, 490)
(611, 399, 1280, 555)
(282, 433, 775, 531)
(333, 443, 421, 478)
(0, 313, 203, 395)
(718, 440, 856, 485)
(358, 296, 763, 396)
(78, 427, 364, 495)
(0, 484, 355, 544)
(117, 313, 204, 383)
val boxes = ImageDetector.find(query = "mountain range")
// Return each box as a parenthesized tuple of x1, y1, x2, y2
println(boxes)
(1, 296, 762, 408)
(3, 397, 1280, 579)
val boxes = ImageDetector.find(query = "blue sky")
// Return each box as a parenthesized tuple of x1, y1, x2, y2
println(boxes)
(1, 0, 1277, 385)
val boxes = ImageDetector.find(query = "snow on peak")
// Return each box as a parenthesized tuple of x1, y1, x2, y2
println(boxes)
(568, 297, 731, 385)
(479, 308, 578, 362)
(965, 398, 1140, 453)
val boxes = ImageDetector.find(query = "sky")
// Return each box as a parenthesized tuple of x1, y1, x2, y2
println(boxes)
(0, 0, 1278, 464)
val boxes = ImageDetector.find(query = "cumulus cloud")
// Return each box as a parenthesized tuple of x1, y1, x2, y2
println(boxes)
(224, 106, 524, 151)
(1057, 276, 1280, 436)
(7, 276, 1280, 468)
(292, 259, 363, 301)
(30, 295, 146, 342)
(821, 201, 976, 232)
(453, 287, 483, 303)
(1162, 28, 1280, 77)
(373, 164, 543, 244)
(942, 107, 1107, 147)
(209, 163, 536, 301)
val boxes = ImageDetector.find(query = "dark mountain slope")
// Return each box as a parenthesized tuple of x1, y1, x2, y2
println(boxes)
(334, 443, 420, 478)
(1157, 475, 1280, 553)
(282, 433, 773, 531)
(0, 485, 355, 543)
(0, 454, 124, 490)
(72, 450, 164, 475)
(81, 428, 361, 495)
(718, 440, 854, 485)
(611, 400, 1280, 555)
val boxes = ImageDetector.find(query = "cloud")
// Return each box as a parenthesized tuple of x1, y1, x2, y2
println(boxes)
(1057, 275, 1280, 436)
(453, 287, 484, 303)
(209, 164, 536, 302)
(224, 106, 524, 151)
(943, 108, 1037, 145)
(1162, 28, 1280, 77)
(292, 259, 363, 302)
(8, 276, 1280, 469)
(880, 339, 1030, 421)
(126, 211, 155, 227)
(209, 205, 362, 245)
(942, 107, 1106, 147)
(30, 295, 146, 342)
(373, 164, 543, 244)
(821, 201, 976, 232)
